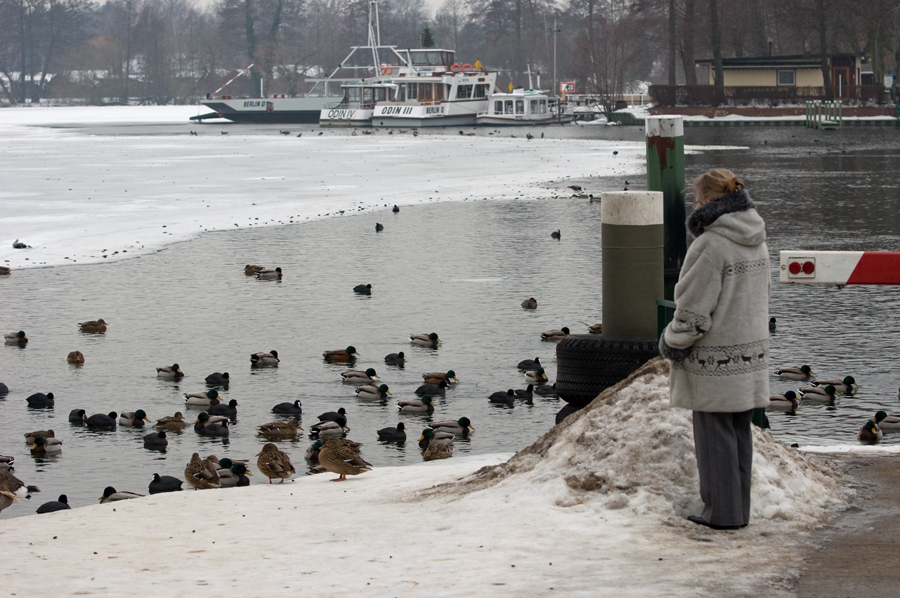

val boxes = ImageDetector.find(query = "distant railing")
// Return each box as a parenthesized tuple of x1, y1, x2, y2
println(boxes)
(649, 85, 890, 106)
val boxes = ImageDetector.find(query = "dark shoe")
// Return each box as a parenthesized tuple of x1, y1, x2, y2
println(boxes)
(687, 515, 743, 531)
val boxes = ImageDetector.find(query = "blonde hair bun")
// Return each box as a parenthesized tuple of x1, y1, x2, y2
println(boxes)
(693, 168, 745, 206)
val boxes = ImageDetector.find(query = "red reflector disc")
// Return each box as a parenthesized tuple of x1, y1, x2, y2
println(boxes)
(802, 261, 815, 274)
(788, 262, 802, 274)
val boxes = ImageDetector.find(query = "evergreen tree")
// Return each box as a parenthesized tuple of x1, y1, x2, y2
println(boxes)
(420, 26, 435, 48)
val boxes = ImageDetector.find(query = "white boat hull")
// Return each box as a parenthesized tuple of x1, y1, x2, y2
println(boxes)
(372, 102, 485, 127)
(319, 107, 376, 127)
(475, 114, 570, 126)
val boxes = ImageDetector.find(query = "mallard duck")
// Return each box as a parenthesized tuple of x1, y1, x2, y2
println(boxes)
(193, 411, 229, 433)
(119, 409, 150, 427)
(67, 408, 86, 424)
(24, 429, 55, 444)
(525, 368, 548, 384)
(324, 346, 360, 363)
(219, 463, 252, 487)
(812, 376, 857, 394)
(588, 323, 603, 334)
(422, 440, 453, 461)
(31, 435, 62, 455)
(157, 364, 184, 379)
(858, 412, 887, 443)
(384, 352, 405, 365)
(272, 400, 303, 414)
(353, 284, 372, 295)
(415, 380, 448, 396)
(99, 486, 143, 503)
(36, 495, 71, 513)
(489, 389, 516, 405)
(256, 443, 295, 483)
(184, 389, 220, 406)
(208, 399, 239, 417)
(155, 412, 187, 431)
(316, 408, 348, 429)
(398, 396, 434, 414)
(410, 333, 440, 348)
(534, 383, 559, 398)
(318, 438, 372, 481)
(356, 384, 391, 400)
(257, 419, 303, 438)
(256, 267, 283, 280)
(517, 357, 541, 370)
(309, 421, 345, 438)
(797, 385, 837, 405)
(142, 431, 168, 447)
(4, 331, 27, 345)
(377, 422, 406, 442)
(430, 417, 474, 437)
(0, 266, 9, 275)
(25, 392, 54, 407)
(767, 391, 799, 412)
(251, 350, 280, 365)
(184, 453, 221, 490)
(306, 440, 325, 462)
(341, 368, 379, 384)
(244, 264, 265, 275)
(79, 319, 107, 333)
(422, 371, 457, 385)
(876, 413, 900, 431)
(66, 350, 85, 364)
(0, 470, 25, 513)
(205, 372, 230, 385)
(521, 297, 537, 309)
(774, 365, 814, 381)
(514, 384, 534, 400)
(148, 473, 183, 494)
(207, 456, 250, 470)
(86, 412, 118, 428)
(0, 455, 15, 470)
(541, 327, 570, 341)
(418, 428, 454, 449)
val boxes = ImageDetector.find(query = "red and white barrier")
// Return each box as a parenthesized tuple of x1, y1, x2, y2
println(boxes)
(779, 251, 900, 285)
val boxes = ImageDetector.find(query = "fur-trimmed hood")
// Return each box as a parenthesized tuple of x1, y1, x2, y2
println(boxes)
(688, 190, 766, 246)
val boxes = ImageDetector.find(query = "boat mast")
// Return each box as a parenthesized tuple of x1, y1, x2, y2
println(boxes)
(369, 1, 381, 70)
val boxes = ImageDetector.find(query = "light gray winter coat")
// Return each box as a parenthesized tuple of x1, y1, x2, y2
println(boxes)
(660, 190, 770, 412)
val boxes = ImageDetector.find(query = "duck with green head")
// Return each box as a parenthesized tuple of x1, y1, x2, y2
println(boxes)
(797, 384, 836, 405)
(184, 389, 220, 406)
(119, 410, 151, 427)
(812, 376, 857, 394)
(341, 368, 379, 384)
(4, 331, 27, 346)
(323, 346, 359, 363)
(767, 391, 799, 413)
(355, 384, 391, 400)
(410, 333, 440, 348)
(398, 396, 435, 414)
(858, 412, 887, 443)
(156, 363, 184, 379)
(30, 435, 62, 455)
(429, 417, 474, 438)
(774, 365, 814, 381)
(422, 370, 457, 385)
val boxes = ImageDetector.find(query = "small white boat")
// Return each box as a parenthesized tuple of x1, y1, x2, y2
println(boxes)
(320, 81, 396, 127)
(476, 89, 572, 126)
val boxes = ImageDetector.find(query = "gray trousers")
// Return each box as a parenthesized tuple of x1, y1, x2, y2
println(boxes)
(692, 409, 753, 527)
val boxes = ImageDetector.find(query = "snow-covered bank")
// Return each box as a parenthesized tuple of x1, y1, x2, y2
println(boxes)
(0, 359, 849, 597)
(0, 106, 646, 270)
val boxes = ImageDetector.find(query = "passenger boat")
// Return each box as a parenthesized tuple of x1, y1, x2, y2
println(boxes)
(319, 81, 397, 127)
(194, 1, 406, 125)
(475, 89, 572, 126)
(370, 54, 501, 128)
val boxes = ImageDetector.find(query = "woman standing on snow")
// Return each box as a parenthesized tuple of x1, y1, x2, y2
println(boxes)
(659, 168, 770, 531)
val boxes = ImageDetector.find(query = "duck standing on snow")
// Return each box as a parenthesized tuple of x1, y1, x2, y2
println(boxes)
(323, 346, 359, 363)
(4, 331, 27, 346)
(251, 350, 279, 365)
(774, 365, 814, 381)
(184, 453, 221, 490)
(79, 319, 107, 333)
(318, 438, 372, 481)
(410, 333, 440, 348)
(256, 443, 295, 483)
(0, 470, 26, 513)
(541, 327, 570, 341)
(156, 364, 184, 379)
(858, 412, 887, 443)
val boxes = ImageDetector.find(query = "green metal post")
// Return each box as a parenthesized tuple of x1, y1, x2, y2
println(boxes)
(645, 116, 686, 301)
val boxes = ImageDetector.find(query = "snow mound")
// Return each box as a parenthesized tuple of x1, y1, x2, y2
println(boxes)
(430, 358, 844, 530)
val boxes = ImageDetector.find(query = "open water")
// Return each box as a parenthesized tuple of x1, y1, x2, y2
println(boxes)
(1, 121, 898, 518)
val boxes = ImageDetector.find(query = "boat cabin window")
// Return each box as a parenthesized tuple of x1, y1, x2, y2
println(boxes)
(418, 82, 433, 100)
(530, 99, 538, 113)
(374, 87, 388, 102)
(435, 84, 444, 100)
(342, 87, 360, 105)
(410, 50, 454, 66)
(407, 82, 418, 99)
(515, 100, 524, 114)
(540, 99, 547, 113)
(398, 85, 405, 101)
(473, 84, 488, 98)
(504, 99, 513, 114)
(363, 88, 373, 105)
(456, 84, 472, 99)
(494, 100, 503, 114)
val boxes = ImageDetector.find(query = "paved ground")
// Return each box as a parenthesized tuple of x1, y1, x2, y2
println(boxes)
(795, 454, 900, 596)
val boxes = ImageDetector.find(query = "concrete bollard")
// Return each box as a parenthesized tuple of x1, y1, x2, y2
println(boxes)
(645, 116, 686, 300)
(601, 191, 665, 339)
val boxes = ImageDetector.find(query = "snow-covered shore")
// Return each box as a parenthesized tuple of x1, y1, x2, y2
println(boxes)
(0, 106, 648, 270)
(1, 359, 852, 596)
